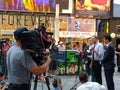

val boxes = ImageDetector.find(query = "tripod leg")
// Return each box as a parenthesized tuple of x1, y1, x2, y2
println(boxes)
(45, 76, 50, 90)
(33, 75, 38, 90)
(33, 75, 51, 90)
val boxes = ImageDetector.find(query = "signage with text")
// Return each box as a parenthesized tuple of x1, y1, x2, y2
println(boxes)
(0, 14, 54, 30)
(59, 31, 96, 38)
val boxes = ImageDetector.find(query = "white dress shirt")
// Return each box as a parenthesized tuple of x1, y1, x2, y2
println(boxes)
(77, 82, 106, 90)
(93, 42, 104, 61)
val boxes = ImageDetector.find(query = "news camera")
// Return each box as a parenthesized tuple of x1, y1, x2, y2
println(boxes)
(20, 24, 53, 65)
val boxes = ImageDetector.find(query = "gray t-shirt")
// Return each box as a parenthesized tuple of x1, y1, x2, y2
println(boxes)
(6, 45, 36, 84)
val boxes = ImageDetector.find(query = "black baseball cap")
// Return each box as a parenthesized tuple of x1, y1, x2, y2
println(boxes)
(14, 27, 28, 40)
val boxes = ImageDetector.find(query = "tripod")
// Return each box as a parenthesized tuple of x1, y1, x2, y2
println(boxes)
(33, 73, 51, 90)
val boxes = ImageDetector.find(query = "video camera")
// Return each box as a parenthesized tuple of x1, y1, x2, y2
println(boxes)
(20, 24, 53, 65)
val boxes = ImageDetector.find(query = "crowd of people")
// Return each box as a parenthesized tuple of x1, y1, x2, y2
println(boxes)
(0, 27, 119, 90)
(77, 35, 118, 90)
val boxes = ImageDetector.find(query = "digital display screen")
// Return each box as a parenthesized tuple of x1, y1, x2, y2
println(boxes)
(75, 0, 111, 18)
(113, 0, 120, 17)
(0, 0, 69, 13)
(0, 0, 56, 12)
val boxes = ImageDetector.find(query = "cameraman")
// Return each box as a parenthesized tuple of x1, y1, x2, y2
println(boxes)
(6, 28, 51, 90)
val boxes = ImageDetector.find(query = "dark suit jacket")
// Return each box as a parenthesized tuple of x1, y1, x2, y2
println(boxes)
(101, 43, 115, 70)
(84, 46, 92, 63)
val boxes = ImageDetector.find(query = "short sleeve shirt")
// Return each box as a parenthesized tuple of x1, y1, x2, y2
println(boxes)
(6, 45, 36, 84)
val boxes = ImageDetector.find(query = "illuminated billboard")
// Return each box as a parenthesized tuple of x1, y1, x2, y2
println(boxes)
(0, 0, 71, 13)
(0, 0, 56, 12)
(75, 0, 111, 18)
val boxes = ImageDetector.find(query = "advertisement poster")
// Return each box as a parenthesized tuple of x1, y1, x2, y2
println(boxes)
(56, 50, 83, 75)
(75, 0, 111, 18)
(57, 50, 66, 75)
(66, 50, 79, 75)
(68, 18, 95, 32)
(59, 18, 96, 38)
(57, 62, 66, 75)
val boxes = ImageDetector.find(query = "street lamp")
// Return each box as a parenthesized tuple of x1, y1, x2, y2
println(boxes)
(110, 33, 116, 38)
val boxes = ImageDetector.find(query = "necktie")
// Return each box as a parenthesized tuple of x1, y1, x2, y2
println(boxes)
(92, 44, 95, 60)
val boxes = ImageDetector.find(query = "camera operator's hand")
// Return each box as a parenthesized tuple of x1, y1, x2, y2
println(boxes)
(43, 49, 50, 56)
(44, 56, 51, 62)
(29, 56, 51, 76)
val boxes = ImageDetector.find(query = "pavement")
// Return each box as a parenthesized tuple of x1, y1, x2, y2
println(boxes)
(30, 67, 120, 90)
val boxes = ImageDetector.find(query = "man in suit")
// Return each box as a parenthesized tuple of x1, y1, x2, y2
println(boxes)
(102, 35, 115, 90)
(84, 38, 96, 82)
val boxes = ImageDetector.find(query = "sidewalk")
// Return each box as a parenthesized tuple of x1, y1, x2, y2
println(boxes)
(31, 68, 120, 90)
